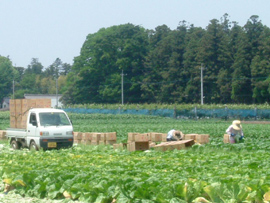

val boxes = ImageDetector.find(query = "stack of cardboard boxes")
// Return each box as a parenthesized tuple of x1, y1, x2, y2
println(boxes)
(119, 132, 210, 152)
(184, 134, 210, 144)
(10, 99, 51, 129)
(153, 139, 195, 151)
(127, 133, 150, 151)
(0, 130, 7, 140)
(74, 132, 117, 145)
(124, 132, 167, 152)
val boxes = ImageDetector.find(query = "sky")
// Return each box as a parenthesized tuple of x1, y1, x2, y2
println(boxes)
(0, 0, 269, 69)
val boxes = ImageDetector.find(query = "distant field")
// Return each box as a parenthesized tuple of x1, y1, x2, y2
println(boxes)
(1, 112, 270, 202)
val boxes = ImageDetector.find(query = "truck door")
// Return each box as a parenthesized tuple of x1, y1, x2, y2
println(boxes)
(28, 113, 38, 137)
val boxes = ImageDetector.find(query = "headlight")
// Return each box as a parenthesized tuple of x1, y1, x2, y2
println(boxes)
(40, 131, 49, 136)
(66, 131, 73, 135)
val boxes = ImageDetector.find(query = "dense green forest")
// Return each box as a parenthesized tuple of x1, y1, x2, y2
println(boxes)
(1, 14, 270, 105)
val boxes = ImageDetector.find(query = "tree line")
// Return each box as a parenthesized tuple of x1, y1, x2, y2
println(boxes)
(1, 14, 270, 105)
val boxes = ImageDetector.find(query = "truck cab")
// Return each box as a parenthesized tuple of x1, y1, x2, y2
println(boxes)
(7, 108, 74, 150)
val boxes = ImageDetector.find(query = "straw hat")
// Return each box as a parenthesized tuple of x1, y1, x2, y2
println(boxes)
(174, 130, 184, 139)
(232, 120, 242, 130)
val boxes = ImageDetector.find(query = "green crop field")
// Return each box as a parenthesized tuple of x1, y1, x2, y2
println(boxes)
(1, 112, 270, 202)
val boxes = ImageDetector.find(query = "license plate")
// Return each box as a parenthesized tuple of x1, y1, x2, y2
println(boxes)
(48, 142, 57, 148)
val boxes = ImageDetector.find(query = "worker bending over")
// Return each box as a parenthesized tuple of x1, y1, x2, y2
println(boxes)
(226, 120, 244, 143)
(167, 129, 183, 141)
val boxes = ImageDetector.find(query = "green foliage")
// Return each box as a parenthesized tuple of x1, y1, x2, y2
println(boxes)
(64, 103, 270, 110)
(1, 111, 270, 202)
(5, 15, 270, 105)
(0, 56, 17, 101)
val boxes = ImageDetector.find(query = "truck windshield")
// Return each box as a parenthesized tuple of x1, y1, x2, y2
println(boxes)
(39, 112, 71, 126)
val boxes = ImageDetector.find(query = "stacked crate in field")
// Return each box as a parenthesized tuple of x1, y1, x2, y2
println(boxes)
(153, 139, 194, 152)
(73, 132, 82, 144)
(91, 133, 101, 145)
(149, 132, 163, 142)
(0, 130, 7, 140)
(184, 134, 210, 144)
(127, 133, 140, 143)
(74, 132, 117, 146)
(127, 133, 150, 152)
(105, 132, 117, 145)
(10, 99, 51, 129)
(81, 132, 92, 145)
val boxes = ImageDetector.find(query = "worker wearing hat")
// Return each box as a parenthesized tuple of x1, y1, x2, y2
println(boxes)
(167, 129, 184, 141)
(226, 120, 244, 143)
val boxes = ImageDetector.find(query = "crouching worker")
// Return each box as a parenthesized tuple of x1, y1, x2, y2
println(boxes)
(226, 120, 244, 143)
(167, 129, 184, 141)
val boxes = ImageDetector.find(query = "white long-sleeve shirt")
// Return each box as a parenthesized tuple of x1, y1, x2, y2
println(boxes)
(226, 125, 244, 136)
(167, 129, 176, 139)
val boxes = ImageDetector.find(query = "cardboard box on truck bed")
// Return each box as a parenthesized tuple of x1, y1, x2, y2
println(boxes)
(10, 99, 51, 128)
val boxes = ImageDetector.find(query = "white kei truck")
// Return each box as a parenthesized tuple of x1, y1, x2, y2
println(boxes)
(6, 108, 74, 150)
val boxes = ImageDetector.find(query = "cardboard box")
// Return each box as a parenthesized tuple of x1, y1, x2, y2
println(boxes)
(10, 117, 16, 128)
(196, 134, 210, 144)
(134, 133, 150, 142)
(223, 134, 230, 143)
(106, 132, 117, 141)
(86, 132, 92, 140)
(91, 141, 99, 145)
(35, 99, 51, 108)
(22, 99, 36, 112)
(184, 134, 198, 140)
(162, 133, 167, 142)
(0, 131, 7, 139)
(82, 132, 92, 141)
(81, 140, 91, 145)
(154, 140, 190, 151)
(149, 141, 156, 148)
(153, 145, 167, 152)
(181, 139, 195, 147)
(74, 132, 82, 140)
(100, 133, 106, 141)
(9, 99, 51, 129)
(106, 140, 117, 145)
(99, 140, 106, 145)
(92, 133, 101, 141)
(128, 133, 140, 142)
(127, 141, 149, 152)
(150, 132, 163, 142)
(81, 133, 86, 141)
(15, 99, 22, 114)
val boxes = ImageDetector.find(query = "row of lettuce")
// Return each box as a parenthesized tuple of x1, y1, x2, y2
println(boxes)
(1, 140, 270, 202)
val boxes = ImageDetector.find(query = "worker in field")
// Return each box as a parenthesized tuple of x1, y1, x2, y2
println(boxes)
(167, 129, 183, 141)
(226, 120, 244, 143)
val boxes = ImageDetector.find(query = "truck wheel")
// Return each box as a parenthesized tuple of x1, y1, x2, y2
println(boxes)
(29, 141, 39, 151)
(11, 140, 20, 150)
